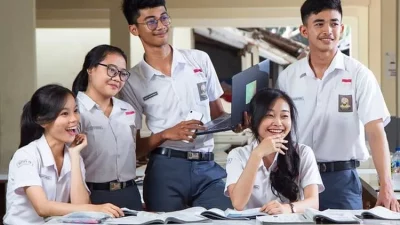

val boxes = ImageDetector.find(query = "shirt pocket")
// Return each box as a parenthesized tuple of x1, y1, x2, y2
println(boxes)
(82, 121, 106, 158)
(143, 88, 170, 121)
(39, 170, 56, 201)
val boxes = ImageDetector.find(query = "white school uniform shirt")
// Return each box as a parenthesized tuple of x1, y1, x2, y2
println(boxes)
(121, 46, 224, 153)
(77, 92, 137, 182)
(3, 135, 87, 225)
(224, 141, 324, 209)
(277, 51, 390, 162)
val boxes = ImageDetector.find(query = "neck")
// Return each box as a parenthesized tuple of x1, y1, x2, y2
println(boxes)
(308, 47, 338, 79)
(263, 152, 277, 169)
(143, 44, 173, 74)
(85, 87, 112, 112)
(44, 133, 64, 159)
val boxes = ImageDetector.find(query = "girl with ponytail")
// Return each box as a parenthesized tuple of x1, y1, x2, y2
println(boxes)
(225, 88, 325, 214)
(72, 45, 142, 210)
(4, 84, 123, 225)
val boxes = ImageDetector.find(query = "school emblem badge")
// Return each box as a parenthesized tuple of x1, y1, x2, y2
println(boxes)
(197, 82, 208, 101)
(338, 94, 353, 112)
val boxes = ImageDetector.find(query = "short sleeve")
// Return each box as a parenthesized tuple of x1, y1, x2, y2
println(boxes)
(203, 53, 223, 101)
(224, 149, 245, 196)
(8, 151, 42, 195)
(120, 77, 143, 129)
(298, 145, 325, 193)
(276, 68, 288, 91)
(355, 67, 390, 126)
(79, 156, 90, 194)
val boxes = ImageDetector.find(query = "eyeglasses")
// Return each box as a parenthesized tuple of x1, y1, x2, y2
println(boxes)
(97, 63, 130, 81)
(137, 14, 171, 31)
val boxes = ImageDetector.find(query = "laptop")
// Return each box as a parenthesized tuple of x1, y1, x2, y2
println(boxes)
(196, 60, 270, 135)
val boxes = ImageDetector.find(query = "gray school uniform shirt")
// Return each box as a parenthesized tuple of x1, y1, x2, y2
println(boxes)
(77, 92, 137, 183)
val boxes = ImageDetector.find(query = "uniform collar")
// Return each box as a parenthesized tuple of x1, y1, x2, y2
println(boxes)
(139, 45, 187, 81)
(37, 135, 70, 172)
(299, 50, 345, 78)
(251, 139, 279, 170)
(77, 91, 126, 111)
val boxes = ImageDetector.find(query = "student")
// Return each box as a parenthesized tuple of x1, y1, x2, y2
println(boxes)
(225, 88, 324, 214)
(277, 0, 399, 211)
(72, 45, 142, 210)
(3, 84, 123, 225)
(120, 0, 241, 212)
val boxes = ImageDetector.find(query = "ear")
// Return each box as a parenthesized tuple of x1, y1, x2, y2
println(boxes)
(299, 24, 308, 39)
(129, 25, 139, 36)
(340, 23, 345, 35)
(40, 123, 49, 130)
(87, 68, 94, 81)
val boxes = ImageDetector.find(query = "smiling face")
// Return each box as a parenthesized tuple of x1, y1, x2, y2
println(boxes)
(300, 9, 344, 53)
(257, 98, 292, 141)
(87, 53, 127, 98)
(43, 94, 80, 145)
(129, 6, 170, 48)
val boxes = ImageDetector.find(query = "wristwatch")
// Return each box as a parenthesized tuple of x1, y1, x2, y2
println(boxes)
(289, 203, 296, 213)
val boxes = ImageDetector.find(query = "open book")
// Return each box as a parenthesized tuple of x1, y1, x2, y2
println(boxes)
(256, 208, 361, 224)
(325, 206, 400, 220)
(105, 209, 210, 224)
(184, 206, 268, 220)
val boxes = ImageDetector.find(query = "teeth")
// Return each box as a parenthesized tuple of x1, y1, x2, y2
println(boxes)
(268, 130, 283, 133)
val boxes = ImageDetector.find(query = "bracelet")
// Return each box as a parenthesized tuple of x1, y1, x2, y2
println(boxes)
(289, 203, 296, 213)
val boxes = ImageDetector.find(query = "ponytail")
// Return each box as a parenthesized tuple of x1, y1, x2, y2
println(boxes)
(72, 69, 89, 96)
(19, 101, 44, 148)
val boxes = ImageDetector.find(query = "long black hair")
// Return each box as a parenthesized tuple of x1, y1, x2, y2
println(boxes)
(249, 88, 300, 202)
(72, 44, 128, 96)
(19, 84, 75, 148)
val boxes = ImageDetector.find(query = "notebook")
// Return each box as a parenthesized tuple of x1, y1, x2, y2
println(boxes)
(184, 206, 268, 220)
(105, 209, 210, 224)
(256, 208, 361, 224)
(325, 206, 400, 220)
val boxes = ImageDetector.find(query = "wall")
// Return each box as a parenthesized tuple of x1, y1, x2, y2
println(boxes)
(36, 28, 110, 88)
(0, 0, 36, 171)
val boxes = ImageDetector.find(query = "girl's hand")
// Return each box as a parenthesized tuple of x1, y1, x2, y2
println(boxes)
(260, 200, 291, 214)
(68, 134, 87, 155)
(254, 135, 288, 157)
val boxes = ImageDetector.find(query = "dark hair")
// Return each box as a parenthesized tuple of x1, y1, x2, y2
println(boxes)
(19, 84, 75, 148)
(300, 0, 342, 24)
(122, 0, 166, 25)
(249, 88, 300, 202)
(72, 44, 128, 96)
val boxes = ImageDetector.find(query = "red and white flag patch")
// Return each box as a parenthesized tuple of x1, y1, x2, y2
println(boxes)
(125, 111, 135, 115)
(342, 79, 352, 83)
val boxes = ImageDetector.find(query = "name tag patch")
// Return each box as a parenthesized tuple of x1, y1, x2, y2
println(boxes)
(87, 125, 104, 131)
(39, 174, 52, 180)
(125, 111, 135, 115)
(338, 95, 353, 112)
(292, 96, 304, 101)
(143, 92, 158, 101)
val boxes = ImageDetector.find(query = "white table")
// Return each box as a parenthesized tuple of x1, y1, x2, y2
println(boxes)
(45, 218, 255, 224)
(357, 168, 400, 200)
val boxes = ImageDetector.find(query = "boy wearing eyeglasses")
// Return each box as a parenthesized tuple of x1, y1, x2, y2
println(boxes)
(120, 0, 234, 212)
